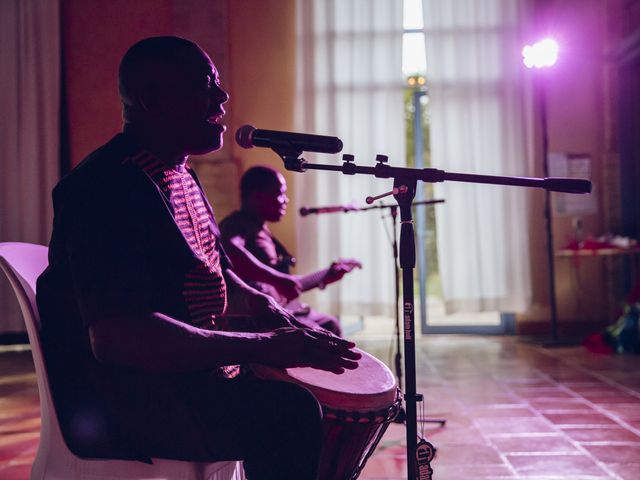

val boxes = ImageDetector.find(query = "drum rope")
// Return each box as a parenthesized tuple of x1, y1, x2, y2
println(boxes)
(347, 389, 403, 480)
(420, 398, 426, 439)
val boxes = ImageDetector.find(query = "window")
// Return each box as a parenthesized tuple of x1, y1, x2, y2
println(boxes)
(403, 0, 442, 326)
(402, 0, 505, 330)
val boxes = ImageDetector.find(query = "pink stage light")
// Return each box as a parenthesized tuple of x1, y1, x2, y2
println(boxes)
(522, 38, 559, 69)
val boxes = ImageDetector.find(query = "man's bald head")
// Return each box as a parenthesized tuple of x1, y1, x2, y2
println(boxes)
(117, 36, 228, 159)
(118, 36, 206, 116)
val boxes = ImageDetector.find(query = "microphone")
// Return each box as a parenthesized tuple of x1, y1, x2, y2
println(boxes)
(236, 124, 343, 154)
(300, 204, 357, 216)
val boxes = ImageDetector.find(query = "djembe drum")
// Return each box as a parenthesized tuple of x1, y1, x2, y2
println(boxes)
(251, 348, 401, 480)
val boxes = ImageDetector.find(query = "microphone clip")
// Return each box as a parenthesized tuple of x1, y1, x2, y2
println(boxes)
(272, 148, 307, 173)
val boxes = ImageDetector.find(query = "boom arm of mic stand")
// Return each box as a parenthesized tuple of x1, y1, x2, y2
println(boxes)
(275, 151, 592, 194)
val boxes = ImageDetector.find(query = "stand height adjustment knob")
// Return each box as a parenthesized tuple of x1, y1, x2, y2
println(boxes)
(342, 154, 356, 175)
(376, 154, 389, 164)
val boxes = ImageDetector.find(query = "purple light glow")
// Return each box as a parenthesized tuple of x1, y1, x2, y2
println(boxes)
(522, 38, 559, 69)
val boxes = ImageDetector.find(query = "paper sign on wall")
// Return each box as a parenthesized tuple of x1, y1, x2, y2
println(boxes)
(548, 152, 598, 215)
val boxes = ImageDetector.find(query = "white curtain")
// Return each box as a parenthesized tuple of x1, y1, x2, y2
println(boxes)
(422, 0, 533, 313)
(295, 0, 405, 317)
(0, 0, 60, 333)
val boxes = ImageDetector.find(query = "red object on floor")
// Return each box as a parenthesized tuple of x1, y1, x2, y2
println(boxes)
(582, 332, 615, 354)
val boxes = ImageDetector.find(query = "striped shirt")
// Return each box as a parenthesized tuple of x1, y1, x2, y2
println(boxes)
(126, 152, 227, 328)
(126, 151, 239, 378)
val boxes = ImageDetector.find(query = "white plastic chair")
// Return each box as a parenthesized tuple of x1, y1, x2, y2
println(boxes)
(0, 242, 245, 480)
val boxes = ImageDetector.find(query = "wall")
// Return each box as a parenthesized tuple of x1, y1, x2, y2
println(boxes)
(227, 0, 298, 255)
(518, 0, 626, 334)
(62, 0, 174, 167)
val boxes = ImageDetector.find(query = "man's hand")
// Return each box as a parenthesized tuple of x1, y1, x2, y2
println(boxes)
(320, 258, 362, 288)
(260, 327, 361, 374)
(272, 273, 302, 302)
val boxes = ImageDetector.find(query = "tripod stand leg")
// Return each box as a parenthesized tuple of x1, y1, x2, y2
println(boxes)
(392, 406, 446, 426)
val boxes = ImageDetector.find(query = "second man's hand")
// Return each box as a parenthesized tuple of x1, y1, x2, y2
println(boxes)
(272, 273, 302, 302)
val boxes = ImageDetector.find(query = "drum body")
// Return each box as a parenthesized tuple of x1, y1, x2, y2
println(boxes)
(252, 349, 401, 480)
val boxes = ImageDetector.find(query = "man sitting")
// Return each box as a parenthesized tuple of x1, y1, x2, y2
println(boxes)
(36, 36, 359, 480)
(220, 166, 361, 336)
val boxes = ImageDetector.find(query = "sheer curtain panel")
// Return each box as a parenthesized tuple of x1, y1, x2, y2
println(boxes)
(422, 0, 533, 313)
(295, 0, 405, 317)
(0, 0, 60, 333)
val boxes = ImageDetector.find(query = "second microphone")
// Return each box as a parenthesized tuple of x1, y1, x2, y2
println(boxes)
(299, 205, 358, 216)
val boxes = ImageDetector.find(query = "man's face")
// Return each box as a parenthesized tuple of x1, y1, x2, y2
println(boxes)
(255, 173, 289, 223)
(156, 47, 229, 155)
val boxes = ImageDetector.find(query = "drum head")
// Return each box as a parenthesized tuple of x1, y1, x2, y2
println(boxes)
(251, 348, 397, 411)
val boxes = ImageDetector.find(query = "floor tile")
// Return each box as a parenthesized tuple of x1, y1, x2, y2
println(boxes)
(489, 434, 579, 453)
(542, 412, 618, 426)
(527, 398, 590, 411)
(432, 444, 504, 465)
(597, 403, 640, 420)
(562, 427, 640, 442)
(505, 453, 608, 476)
(605, 462, 640, 480)
(473, 417, 557, 435)
(467, 405, 537, 418)
(581, 444, 640, 463)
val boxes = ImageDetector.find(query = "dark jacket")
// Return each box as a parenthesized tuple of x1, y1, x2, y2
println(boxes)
(36, 134, 225, 461)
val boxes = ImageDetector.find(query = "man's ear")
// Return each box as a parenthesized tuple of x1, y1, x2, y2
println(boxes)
(137, 85, 164, 115)
(250, 191, 268, 203)
(245, 191, 266, 211)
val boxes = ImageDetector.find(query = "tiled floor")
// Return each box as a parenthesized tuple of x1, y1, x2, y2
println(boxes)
(1, 334, 640, 479)
(353, 333, 640, 480)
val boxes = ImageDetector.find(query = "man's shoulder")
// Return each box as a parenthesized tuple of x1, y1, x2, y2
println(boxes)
(219, 210, 258, 237)
(55, 135, 139, 197)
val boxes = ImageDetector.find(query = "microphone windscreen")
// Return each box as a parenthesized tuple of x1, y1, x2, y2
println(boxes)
(236, 125, 256, 149)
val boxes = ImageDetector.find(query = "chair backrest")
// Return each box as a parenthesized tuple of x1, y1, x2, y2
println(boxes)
(0, 241, 49, 351)
(0, 242, 56, 442)
(0, 242, 49, 327)
(0, 242, 48, 288)
(0, 241, 49, 352)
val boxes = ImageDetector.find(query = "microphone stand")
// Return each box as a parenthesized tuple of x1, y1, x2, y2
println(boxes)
(364, 201, 448, 429)
(274, 148, 591, 480)
(355, 200, 444, 405)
